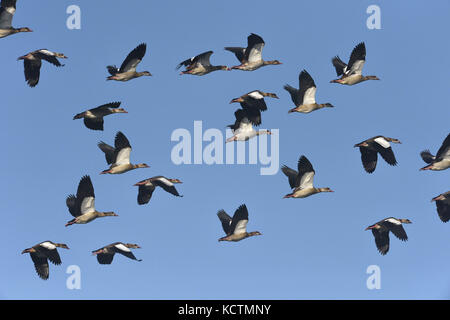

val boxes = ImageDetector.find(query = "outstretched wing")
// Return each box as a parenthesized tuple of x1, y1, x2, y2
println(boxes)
(217, 210, 233, 235)
(224, 47, 245, 63)
(119, 43, 146, 72)
(281, 165, 298, 189)
(245, 33, 265, 63)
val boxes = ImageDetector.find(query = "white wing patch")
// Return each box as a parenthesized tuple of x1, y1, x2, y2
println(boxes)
(6, 7, 16, 14)
(349, 60, 365, 75)
(374, 137, 391, 149)
(38, 49, 55, 56)
(156, 177, 173, 186)
(248, 91, 264, 99)
(233, 219, 248, 235)
(299, 171, 315, 189)
(302, 87, 317, 105)
(80, 196, 95, 214)
(115, 147, 131, 165)
(385, 218, 401, 225)
(40, 242, 56, 250)
(115, 243, 131, 252)
(247, 43, 264, 63)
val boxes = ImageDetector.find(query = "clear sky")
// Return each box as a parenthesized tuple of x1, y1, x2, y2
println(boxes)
(1, 0, 449, 299)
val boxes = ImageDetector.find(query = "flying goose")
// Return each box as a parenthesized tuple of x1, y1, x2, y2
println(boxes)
(65, 175, 118, 226)
(92, 242, 142, 264)
(107, 43, 151, 81)
(217, 204, 262, 242)
(177, 51, 229, 75)
(285, 69, 334, 114)
(0, 0, 32, 38)
(282, 155, 333, 198)
(431, 191, 450, 223)
(230, 90, 278, 111)
(73, 102, 127, 131)
(225, 33, 281, 71)
(226, 108, 271, 143)
(330, 42, 379, 85)
(17, 49, 67, 87)
(98, 131, 149, 174)
(420, 133, 450, 171)
(22, 241, 69, 280)
(365, 218, 411, 255)
(354, 136, 401, 173)
(134, 176, 183, 205)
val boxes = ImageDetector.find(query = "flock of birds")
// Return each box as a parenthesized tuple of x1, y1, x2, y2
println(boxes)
(2, 0, 449, 280)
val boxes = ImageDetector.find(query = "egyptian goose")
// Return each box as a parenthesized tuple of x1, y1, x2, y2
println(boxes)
(431, 191, 450, 223)
(22, 241, 69, 280)
(217, 204, 262, 242)
(285, 70, 334, 114)
(107, 43, 151, 81)
(134, 176, 182, 205)
(73, 102, 127, 131)
(365, 218, 411, 255)
(420, 133, 450, 171)
(17, 49, 67, 87)
(230, 90, 278, 111)
(282, 155, 333, 198)
(226, 108, 271, 142)
(92, 242, 142, 264)
(330, 42, 379, 85)
(225, 33, 281, 71)
(98, 131, 149, 174)
(0, 0, 32, 38)
(177, 51, 229, 75)
(354, 136, 401, 173)
(65, 175, 118, 226)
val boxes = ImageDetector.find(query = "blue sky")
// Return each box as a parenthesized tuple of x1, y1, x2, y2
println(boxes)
(1, 0, 450, 299)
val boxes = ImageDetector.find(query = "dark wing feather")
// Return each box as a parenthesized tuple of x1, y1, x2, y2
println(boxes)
(90, 102, 121, 116)
(224, 47, 245, 63)
(240, 103, 262, 126)
(298, 70, 316, 105)
(227, 109, 248, 131)
(153, 179, 181, 197)
(38, 246, 62, 265)
(114, 131, 131, 151)
(96, 253, 114, 264)
(359, 147, 378, 173)
(331, 56, 347, 76)
(381, 220, 408, 241)
(23, 59, 41, 87)
(113, 247, 142, 261)
(436, 197, 450, 223)
(30, 253, 49, 280)
(83, 117, 104, 131)
(107, 65, 118, 76)
(372, 228, 389, 255)
(66, 194, 80, 217)
(283, 84, 300, 106)
(373, 143, 398, 166)
(119, 43, 146, 72)
(98, 141, 116, 165)
(244, 33, 265, 62)
(217, 210, 232, 235)
(436, 133, 450, 161)
(297, 155, 314, 184)
(347, 42, 366, 71)
(281, 165, 298, 189)
(137, 185, 155, 205)
(420, 150, 435, 164)
(76, 175, 95, 202)
(36, 51, 63, 67)
(230, 204, 249, 234)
